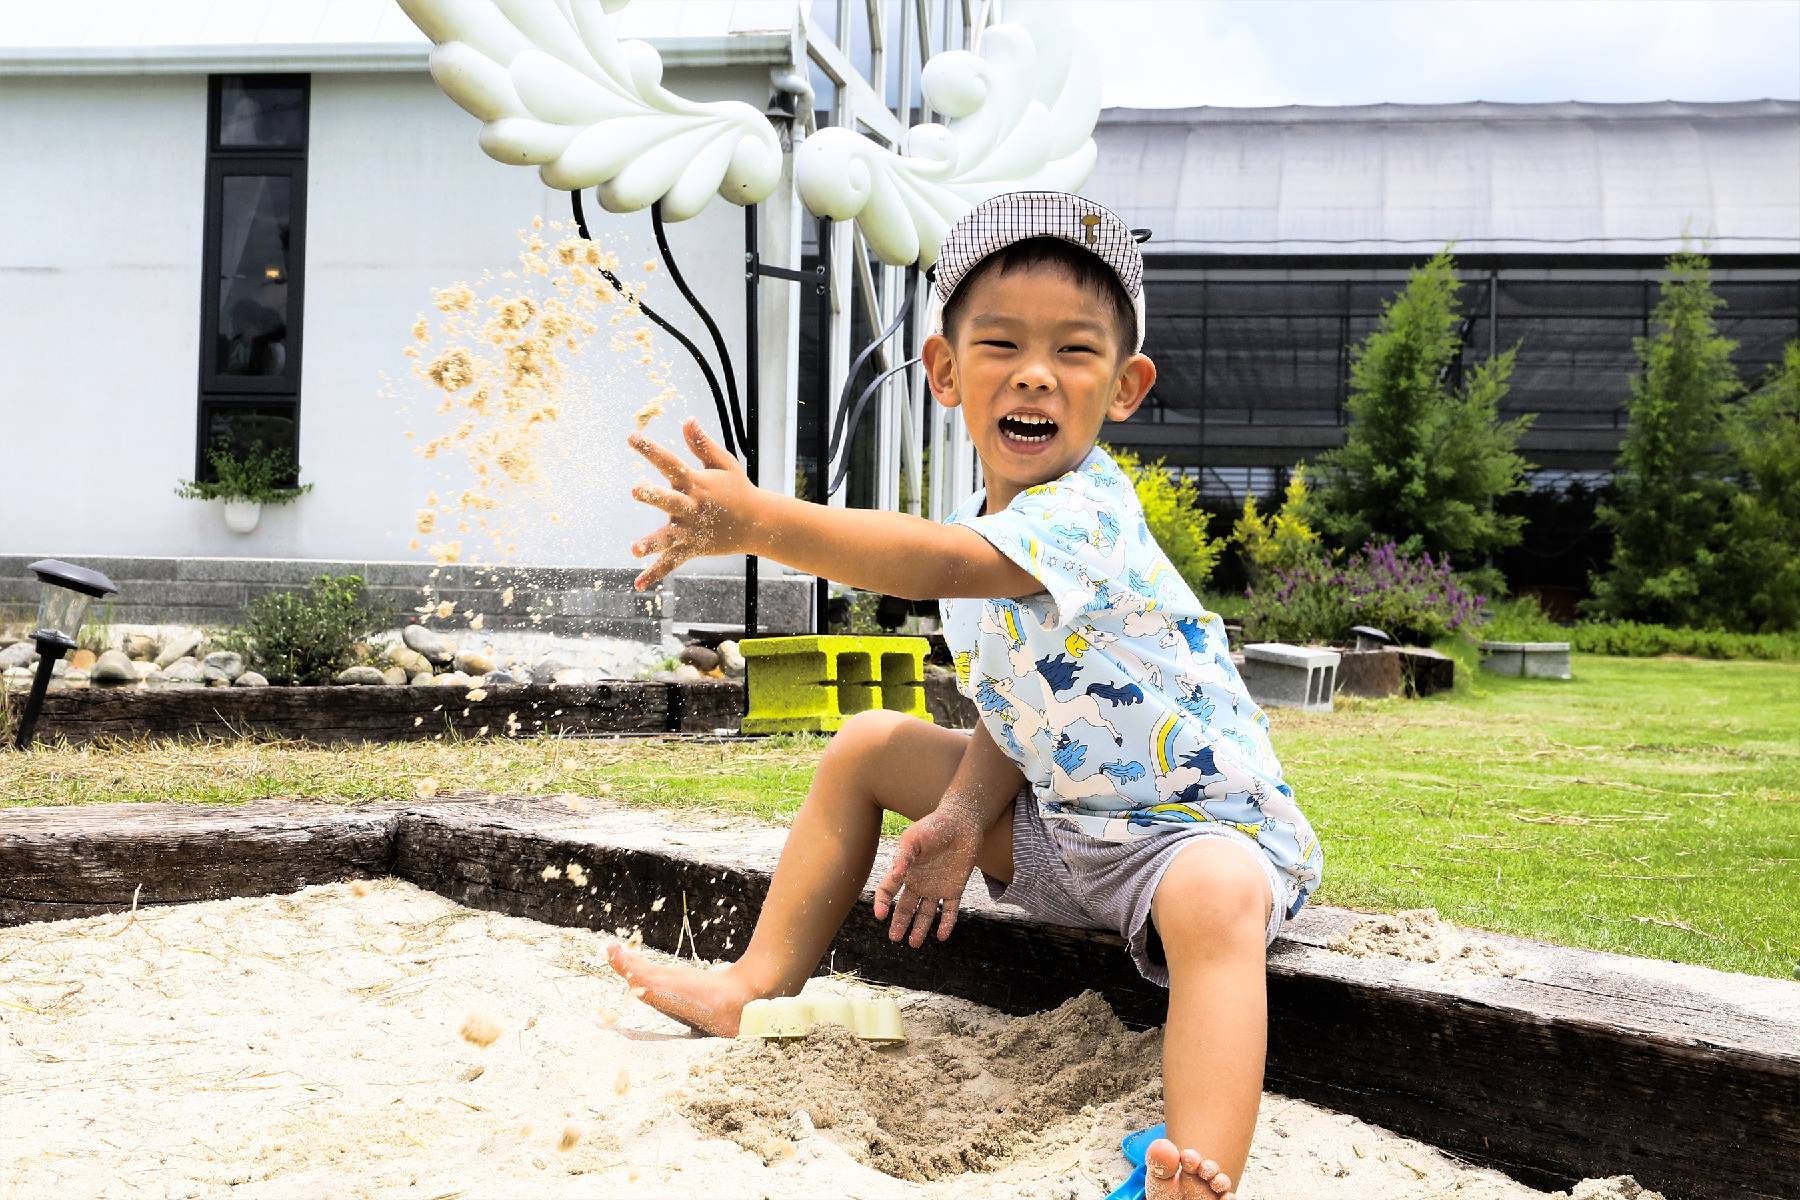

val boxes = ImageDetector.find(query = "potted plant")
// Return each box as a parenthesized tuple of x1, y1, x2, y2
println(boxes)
(175, 441, 313, 533)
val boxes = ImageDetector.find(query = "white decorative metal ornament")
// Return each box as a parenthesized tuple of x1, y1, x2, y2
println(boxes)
(395, 0, 782, 219)
(794, 3, 1101, 266)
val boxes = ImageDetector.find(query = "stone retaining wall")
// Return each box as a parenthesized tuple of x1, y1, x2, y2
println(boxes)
(0, 555, 814, 638)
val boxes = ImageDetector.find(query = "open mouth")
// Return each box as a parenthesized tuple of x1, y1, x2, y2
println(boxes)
(998, 413, 1059, 446)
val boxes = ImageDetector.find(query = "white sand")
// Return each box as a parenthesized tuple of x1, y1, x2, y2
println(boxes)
(0, 881, 1655, 1199)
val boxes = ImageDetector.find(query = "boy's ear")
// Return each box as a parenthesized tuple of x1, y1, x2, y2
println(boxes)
(922, 333, 961, 410)
(1106, 352, 1157, 422)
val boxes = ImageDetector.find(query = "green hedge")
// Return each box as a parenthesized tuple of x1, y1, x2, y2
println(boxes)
(1566, 621, 1800, 662)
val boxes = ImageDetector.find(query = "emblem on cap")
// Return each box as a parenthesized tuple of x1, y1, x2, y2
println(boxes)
(1080, 214, 1102, 244)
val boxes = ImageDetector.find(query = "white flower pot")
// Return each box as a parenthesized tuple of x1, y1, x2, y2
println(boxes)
(222, 499, 262, 534)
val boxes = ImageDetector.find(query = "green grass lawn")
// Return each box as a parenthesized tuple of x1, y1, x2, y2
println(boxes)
(4, 653, 1795, 979)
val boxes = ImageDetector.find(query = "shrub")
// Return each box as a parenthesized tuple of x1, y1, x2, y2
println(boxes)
(176, 441, 314, 505)
(226, 574, 387, 685)
(1472, 594, 1565, 643)
(1230, 465, 1325, 589)
(1106, 444, 1223, 591)
(1567, 621, 1800, 662)
(1246, 540, 1487, 645)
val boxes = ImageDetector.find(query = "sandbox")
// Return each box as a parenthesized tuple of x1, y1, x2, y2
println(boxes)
(3, 795, 1793, 1200)
(1, 879, 1661, 1200)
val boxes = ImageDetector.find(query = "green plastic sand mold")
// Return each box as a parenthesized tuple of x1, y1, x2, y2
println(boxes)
(736, 995, 906, 1043)
(739, 635, 933, 734)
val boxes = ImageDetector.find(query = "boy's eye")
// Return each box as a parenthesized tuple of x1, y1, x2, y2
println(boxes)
(976, 340, 1015, 349)
(1061, 344, 1096, 355)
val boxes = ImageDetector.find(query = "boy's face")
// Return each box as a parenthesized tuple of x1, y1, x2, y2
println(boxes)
(923, 263, 1156, 508)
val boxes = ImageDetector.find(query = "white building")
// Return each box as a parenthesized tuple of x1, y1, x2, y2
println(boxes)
(1, 1, 998, 635)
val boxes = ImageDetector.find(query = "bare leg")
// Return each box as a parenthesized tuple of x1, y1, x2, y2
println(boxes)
(609, 710, 1017, 1035)
(1143, 838, 1274, 1200)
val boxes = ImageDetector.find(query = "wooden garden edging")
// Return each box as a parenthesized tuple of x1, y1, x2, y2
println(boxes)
(1, 796, 1793, 1200)
(3, 681, 745, 744)
(6, 676, 978, 744)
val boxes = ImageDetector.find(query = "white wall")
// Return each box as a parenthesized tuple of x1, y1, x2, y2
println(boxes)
(0, 66, 794, 582)
(0, 75, 209, 551)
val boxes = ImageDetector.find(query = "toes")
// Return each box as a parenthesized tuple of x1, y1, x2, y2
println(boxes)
(1143, 1138, 1182, 1200)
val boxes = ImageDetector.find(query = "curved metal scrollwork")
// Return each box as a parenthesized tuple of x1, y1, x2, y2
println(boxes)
(569, 190, 742, 459)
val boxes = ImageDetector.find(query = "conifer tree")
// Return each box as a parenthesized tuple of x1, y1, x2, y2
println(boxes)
(1711, 340, 1800, 631)
(1584, 251, 1740, 624)
(1310, 251, 1534, 567)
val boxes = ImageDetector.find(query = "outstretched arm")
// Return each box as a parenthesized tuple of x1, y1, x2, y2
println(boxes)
(871, 719, 1025, 947)
(627, 418, 1040, 601)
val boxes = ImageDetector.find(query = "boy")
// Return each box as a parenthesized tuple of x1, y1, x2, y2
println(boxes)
(612, 191, 1324, 1200)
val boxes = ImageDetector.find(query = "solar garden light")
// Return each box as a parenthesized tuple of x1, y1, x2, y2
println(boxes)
(13, 558, 117, 750)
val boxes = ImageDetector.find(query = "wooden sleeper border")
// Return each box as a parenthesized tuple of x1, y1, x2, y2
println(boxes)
(1, 797, 1793, 1200)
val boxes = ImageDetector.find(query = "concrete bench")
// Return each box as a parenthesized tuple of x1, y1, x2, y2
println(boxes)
(1239, 642, 1341, 711)
(1478, 640, 1573, 680)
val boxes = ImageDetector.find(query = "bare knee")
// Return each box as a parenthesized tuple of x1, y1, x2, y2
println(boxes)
(827, 709, 915, 763)
(819, 710, 927, 795)
(1150, 840, 1271, 958)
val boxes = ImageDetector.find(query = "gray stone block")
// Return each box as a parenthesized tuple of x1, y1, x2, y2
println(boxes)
(1239, 642, 1340, 712)
(353, 561, 439, 588)
(667, 574, 812, 631)
(152, 580, 253, 608)
(176, 557, 356, 583)
(1479, 641, 1572, 680)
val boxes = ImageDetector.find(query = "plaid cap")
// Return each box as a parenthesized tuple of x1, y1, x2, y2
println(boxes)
(926, 191, 1146, 353)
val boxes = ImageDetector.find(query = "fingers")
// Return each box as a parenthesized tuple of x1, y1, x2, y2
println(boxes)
(906, 895, 946, 949)
(632, 547, 690, 592)
(871, 847, 913, 922)
(630, 483, 696, 518)
(934, 898, 959, 942)
(683, 417, 736, 471)
(627, 432, 691, 486)
(630, 525, 679, 560)
(886, 891, 916, 943)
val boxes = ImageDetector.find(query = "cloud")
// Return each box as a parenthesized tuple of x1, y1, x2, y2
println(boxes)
(1079, 0, 1800, 107)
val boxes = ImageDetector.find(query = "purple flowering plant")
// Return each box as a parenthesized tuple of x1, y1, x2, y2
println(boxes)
(1245, 540, 1488, 646)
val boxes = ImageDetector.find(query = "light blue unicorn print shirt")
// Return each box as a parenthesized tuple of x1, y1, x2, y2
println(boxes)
(940, 446, 1323, 919)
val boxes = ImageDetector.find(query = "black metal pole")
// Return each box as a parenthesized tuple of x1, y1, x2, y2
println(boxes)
(743, 203, 759, 638)
(814, 216, 832, 634)
(14, 635, 70, 750)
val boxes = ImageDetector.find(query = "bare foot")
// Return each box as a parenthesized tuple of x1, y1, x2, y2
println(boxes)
(605, 941, 760, 1037)
(1144, 1138, 1237, 1200)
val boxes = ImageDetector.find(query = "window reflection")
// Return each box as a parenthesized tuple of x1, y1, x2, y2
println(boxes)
(199, 404, 299, 484)
(214, 176, 291, 378)
(218, 77, 306, 148)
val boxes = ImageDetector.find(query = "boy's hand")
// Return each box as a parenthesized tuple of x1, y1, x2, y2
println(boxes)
(871, 804, 984, 948)
(627, 417, 759, 591)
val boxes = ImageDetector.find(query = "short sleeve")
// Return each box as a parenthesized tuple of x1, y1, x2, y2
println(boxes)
(953, 473, 1121, 631)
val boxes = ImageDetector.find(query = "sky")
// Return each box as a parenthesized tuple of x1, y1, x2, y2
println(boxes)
(1079, 0, 1800, 108)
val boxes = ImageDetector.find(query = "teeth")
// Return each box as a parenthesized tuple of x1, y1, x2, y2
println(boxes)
(1001, 413, 1056, 444)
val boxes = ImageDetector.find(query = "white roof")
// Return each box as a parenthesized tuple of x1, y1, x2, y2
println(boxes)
(1088, 101, 1800, 257)
(0, 0, 804, 72)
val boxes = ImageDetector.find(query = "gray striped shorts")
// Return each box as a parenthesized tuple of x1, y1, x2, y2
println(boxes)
(980, 789, 1286, 987)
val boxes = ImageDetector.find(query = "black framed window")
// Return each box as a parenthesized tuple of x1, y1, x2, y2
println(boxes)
(196, 75, 308, 481)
